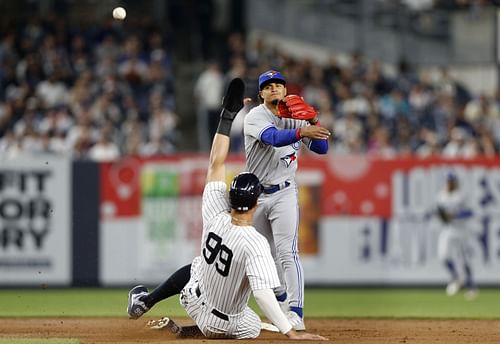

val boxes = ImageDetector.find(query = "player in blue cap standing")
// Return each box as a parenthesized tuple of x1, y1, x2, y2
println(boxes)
(435, 171, 478, 300)
(243, 70, 331, 329)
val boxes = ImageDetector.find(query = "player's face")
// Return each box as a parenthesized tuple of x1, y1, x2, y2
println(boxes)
(260, 82, 286, 106)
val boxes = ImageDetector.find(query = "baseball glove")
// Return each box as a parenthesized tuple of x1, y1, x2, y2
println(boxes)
(221, 78, 245, 120)
(277, 95, 317, 120)
(437, 206, 452, 224)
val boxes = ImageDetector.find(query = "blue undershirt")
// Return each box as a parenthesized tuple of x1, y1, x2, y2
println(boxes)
(260, 127, 328, 154)
(455, 209, 473, 219)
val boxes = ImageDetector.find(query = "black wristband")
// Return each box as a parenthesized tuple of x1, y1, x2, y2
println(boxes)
(216, 109, 235, 136)
(220, 108, 237, 121)
(216, 118, 233, 136)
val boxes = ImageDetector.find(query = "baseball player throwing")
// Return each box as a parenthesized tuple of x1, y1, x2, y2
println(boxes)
(243, 70, 330, 330)
(435, 171, 478, 300)
(127, 78, 327, 340)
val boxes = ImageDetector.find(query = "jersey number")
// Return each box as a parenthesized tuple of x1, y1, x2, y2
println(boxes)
(202, 232, 233, 277)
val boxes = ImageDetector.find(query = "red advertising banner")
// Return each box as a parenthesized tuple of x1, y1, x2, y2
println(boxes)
(98, 154, 500, 285)
(100, 155, 500, 219)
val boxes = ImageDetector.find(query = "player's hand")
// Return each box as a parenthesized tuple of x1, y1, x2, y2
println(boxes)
(299, 125, 331, 140)
(286, 330, 328, 340)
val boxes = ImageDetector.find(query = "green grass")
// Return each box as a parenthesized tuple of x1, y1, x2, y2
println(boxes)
(0, 288, 499, 319)
(0, 340, 81, 344)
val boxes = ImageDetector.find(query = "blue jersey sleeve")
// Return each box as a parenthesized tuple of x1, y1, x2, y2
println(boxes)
(309, 139, 328, 154)
(261, 127, 300, 147)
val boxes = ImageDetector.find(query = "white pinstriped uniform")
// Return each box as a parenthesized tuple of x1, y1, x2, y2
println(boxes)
(243, 103, 310, 309)
(436, 187, 472, 265)
(180, 181, 281, 339)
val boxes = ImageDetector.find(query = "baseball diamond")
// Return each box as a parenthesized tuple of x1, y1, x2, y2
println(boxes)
(1, 288, 500, 343)
(0, 318, 498, 343)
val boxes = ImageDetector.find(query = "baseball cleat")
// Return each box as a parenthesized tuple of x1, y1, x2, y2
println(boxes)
(464, 289, 479, 301)
(127, 285, 150, 319)
(146, 317, 181, 334)
(445, 280, 461, 296)
(286, 310, 306, 331)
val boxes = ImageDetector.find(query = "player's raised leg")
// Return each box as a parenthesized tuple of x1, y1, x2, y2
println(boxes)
(127, 264, 191, 319)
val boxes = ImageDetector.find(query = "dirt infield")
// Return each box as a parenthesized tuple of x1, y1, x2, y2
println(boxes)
(1, 317, 499, 343)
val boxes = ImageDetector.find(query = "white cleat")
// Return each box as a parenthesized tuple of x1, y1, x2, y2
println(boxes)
(464, 289, 479, 301)
(445, 280, 461, 296)
(286, 310, 306, 331)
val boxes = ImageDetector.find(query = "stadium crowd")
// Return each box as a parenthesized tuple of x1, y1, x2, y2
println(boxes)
(194, 32, 500, 158)
(0, 15, 177, 161)
(1, 15, 499, 161)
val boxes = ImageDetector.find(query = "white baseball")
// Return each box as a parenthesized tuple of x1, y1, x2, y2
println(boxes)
(112, 7, 127, 20)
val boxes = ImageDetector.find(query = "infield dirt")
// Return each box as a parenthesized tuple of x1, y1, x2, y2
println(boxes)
(1, 317, 499, 343)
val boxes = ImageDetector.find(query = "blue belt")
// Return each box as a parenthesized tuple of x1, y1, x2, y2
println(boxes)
(263, 181, 290, 194)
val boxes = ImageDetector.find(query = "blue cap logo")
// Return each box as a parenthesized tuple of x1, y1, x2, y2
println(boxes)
(258, 70, 286, 90)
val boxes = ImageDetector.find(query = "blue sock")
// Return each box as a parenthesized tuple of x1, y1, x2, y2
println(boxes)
(290, 306, 303, 318)
(444, 259, 458, 280)
(463, 264, 475, 289)
(276, 292, 287, 302)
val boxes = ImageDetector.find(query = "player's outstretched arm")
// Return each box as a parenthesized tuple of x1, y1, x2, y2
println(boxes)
(253, 289, 328, 341)
(206, 134, 230, 183)
(206, 78, 245, 183)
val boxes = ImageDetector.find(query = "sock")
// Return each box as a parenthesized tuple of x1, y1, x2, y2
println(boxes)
(290, 306, 303, 318)
(444, 259, 458, 281)
(463, 263, 475, 289)
(144, 264, 191, 308)
(276, 292, 287, 302)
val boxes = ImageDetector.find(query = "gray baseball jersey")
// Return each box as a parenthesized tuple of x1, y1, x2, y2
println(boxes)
(180, 181, 281, 339)
(244, 104, 310, 185)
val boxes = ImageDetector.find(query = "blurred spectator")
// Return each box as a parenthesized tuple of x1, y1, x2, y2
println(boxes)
(442, 127, 477, 158)
(193, 61, 224, 151)
(35, 71, 69, 109)
(367, 126, 397, 158)
(88, 124, 120, 161)
(416, 129, 441, 158)
(148, 92, 178, 148)
(140, 132, 175, 156)
(0, 130, 19, 159)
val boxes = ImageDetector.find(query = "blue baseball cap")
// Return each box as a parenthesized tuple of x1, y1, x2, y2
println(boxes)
(258, 70, 286, 90)
(447, 171, 458, 181)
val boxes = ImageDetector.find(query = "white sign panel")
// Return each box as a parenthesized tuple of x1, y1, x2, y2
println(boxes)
(305, 165, 500, 285)
(0, 158, 71, 285)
